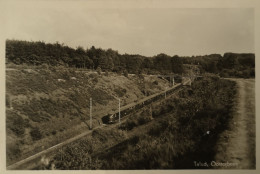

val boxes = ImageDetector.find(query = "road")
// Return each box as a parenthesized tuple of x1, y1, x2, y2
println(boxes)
(214, 78, 255, 169)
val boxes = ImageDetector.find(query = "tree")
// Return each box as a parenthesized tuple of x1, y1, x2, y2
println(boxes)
(208, 61, 218, 73)
(153, 53, 172, 73)
(171, 55, 184, 74)
(223, 53, 239, 69)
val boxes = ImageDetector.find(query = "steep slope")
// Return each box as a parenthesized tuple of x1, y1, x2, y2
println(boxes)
(6, 64, 169, 165)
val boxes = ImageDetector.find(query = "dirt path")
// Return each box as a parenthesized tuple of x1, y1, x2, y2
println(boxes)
(214, 78, 255, 169)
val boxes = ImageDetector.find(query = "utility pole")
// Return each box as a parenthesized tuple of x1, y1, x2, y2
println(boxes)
(150, 104, 153, 118)
(165, 87, 167, 99)
(90, 98, 92, 130)
(119, 98, 121, 123)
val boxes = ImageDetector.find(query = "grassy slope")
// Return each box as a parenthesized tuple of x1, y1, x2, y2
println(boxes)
(6, 64, 169, 165)
(46, 76, 236, 169)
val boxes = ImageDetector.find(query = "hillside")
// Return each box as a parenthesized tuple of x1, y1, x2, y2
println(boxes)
(6, 64, 170, 165)
(41, 76, 237, 169)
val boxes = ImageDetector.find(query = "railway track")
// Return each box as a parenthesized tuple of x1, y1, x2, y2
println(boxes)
(7, 80, 191, 170)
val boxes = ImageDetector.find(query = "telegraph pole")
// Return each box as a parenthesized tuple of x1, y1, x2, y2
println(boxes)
(119, 98, 121, 123)
(9, 96, 13, 110)
(90, 98, 92, 130)
(150, 104, 153, 117)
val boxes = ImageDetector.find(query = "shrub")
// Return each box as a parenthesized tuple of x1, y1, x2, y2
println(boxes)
(89, 73, 98, 78)
(6, 111, 30, 136)
(51, 130, 57, 135)
(137, 114, 151, 125)
(104, 70, 109, 76)
(30, 127, 42, 141)
(119, 118, 137, 131)
(219, 71, 229, 78)
(123, 70, 128, 77)
(93, 77, 99, 83)
(153, 80, 158, 85)
(40, 63, 49, 69)
(114, 88, 126, 97)
(97, 67, 102, 75)
(6, 142, 21, 163)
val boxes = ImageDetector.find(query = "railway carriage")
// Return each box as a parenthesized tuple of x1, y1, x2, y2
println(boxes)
(101, 81, 186, 124)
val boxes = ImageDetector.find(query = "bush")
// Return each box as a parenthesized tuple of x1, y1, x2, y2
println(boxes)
(40, 63, 49, 69)
(6, 111, 30, 136)
(137, 114, 152, 125)
(119, 118, 137, 131)
(219, 71, 229, 78)
(6, 142, 21, 163)
(114, 88, 126, 97)
(153, 80, 158, 85)
(104, 70, 109, 76)
(97, 67, 102, 75)
(30, 127, 42, 141)
(51, 130, 57, 135)
(93, 77, 98, 83)
(89, 73, 98, 78)
(123, 70, 128, 77)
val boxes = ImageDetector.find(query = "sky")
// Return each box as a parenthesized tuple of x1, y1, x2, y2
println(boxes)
(3, 0, 254, 57)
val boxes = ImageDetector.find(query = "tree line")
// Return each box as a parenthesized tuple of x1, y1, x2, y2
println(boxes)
(6, 39, 255, 77)
(182, 53, 255, 78)
(6, 40, 184, 74)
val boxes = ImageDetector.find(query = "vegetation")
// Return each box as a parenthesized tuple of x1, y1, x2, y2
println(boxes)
(5, 39, 252, 168)
(6, 110, 31, 136)
(30, 127, 43, 141)
(182, 53, 255, 78)
(6, 40, 254, 78)
(6, 40, 184, 74)
(6, 64, 169, 165)
(97, 76, 236, 169)
(46, 76, 236, 169)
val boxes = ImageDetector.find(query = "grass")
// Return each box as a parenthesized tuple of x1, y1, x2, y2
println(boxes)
(6, 64, 169, 166)
(44, 75, 236, 169)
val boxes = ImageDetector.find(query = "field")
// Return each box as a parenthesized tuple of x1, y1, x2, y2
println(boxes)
(6, 64, 170, 165)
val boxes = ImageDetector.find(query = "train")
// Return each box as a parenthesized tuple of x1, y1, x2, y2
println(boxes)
(101, 79, 191, 124)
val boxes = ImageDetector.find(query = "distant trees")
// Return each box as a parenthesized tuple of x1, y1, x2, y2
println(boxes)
(6, 40, 186, 75)
(5, 40, 255, 78)
(182, 53, 255, 78)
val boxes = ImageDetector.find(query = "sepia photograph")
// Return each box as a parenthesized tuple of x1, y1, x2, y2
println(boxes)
(1, 0, 257, 172)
